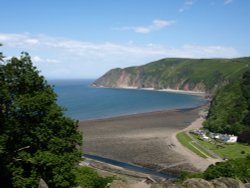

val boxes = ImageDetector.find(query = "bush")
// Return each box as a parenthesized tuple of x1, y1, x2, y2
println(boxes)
(238, 129, 250, 144)
(74, 166, 116, 188)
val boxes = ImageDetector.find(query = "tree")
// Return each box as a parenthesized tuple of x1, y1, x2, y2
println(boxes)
(204, 70, 250, 136)
(204, 80, 248, 135)
(202, 158, 250, 182)
(0, 43, 4, 62)
(182, 157, 250, 182)
(238, 129, 250, 144)
(241, 70, 250, 105)
(0, 52, 82, 187)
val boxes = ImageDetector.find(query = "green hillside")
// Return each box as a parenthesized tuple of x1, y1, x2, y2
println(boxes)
(94, 57, 250, 93)
(204, 71, 250, 138)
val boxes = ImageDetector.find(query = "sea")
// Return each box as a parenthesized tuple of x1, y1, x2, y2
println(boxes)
(49, 79, 206, 121)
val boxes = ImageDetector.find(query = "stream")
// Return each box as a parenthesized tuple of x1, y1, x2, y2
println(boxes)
(83, 154, 177, 180)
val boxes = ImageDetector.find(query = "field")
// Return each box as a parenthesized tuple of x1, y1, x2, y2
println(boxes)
(176, 132, 213, 159)
(177, 131, 250, 160)
(193, 135, 250, 159)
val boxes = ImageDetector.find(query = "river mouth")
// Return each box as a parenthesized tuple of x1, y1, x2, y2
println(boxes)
(83, 154, 177, 180)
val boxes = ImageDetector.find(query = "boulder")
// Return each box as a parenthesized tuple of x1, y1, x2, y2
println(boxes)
(182, 178, 246, 188)
(182, 178, 214, 188)
(38, 179, 49, 188)
(245, 183, 250, 188)
(211, 177, 245, 188)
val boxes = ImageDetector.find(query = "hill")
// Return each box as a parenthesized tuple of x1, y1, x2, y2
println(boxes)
(93, 57, 250, 94)
(204, 70, 250, 136)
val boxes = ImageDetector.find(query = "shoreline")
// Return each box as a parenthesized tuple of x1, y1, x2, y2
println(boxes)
(81, 115, 217, 173)
(78, 104, 211, 176)
(93, 85, 206, 97)
(170, 116, 221, 171)
(79, 102, 208, 123)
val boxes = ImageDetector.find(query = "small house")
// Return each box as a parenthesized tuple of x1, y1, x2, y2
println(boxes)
(224, 135, 238, 143)
(201, 134, 209, 140)
(217, 134, 238, 143)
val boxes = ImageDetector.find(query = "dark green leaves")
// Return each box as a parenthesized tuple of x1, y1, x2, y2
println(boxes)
(204, 70, 250, 137)
(74, 166, 116, 188)
(0, 52, 82, 187)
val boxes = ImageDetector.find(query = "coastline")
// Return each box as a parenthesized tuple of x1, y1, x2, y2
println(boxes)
(78, 104, 206, 123)
(93, 85, 206, 97)
(78, 103, 210, 176)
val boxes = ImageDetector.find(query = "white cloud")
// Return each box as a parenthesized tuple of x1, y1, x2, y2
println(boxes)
(118, 19, 175, 34)
(224, 0, 233, 4)
(45, 58, 60, 64)
(179, 0, 196, 13)
(185, 0, 195, 5)
(32, 56, 59, 64)
(181, 44, 239, 57)
(26, 39, 39, 45)
(32, 56, 43, 63)
(0, 33, 241, 78)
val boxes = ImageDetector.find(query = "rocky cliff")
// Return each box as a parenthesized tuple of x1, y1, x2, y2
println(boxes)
(93, 58, 250, 94)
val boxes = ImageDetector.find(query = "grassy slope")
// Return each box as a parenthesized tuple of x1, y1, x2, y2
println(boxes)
(141, 58, 250, 90)
(176, 132, 210, 158)
(178, 132, 250, 160)
(117, 57, 250, 92)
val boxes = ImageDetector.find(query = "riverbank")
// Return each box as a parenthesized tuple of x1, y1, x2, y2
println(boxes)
(78, 105, 209, 175)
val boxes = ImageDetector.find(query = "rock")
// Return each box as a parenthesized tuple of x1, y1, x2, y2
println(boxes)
(108, 178, 247, 188)
(151, 182, 178, 188)
(182, 178, 214, 188)
(245, 183, 250, 188)
(107, 180, 151, 188)
(182, 178, 246, 188)
(38, 178, 49, 188)
(211, 177, 245, 188)
(211, 179, 228, 188)
(107, 180, 131, 188)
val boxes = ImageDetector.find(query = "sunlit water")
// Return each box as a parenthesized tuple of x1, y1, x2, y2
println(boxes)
(49, 79, 205, 121)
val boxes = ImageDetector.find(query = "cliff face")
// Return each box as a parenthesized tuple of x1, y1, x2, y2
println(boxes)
(93, 58, 250, 94)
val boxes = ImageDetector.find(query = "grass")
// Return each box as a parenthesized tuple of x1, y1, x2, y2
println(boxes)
(176, 132, 208, 158)
(192, 135, 250, 159)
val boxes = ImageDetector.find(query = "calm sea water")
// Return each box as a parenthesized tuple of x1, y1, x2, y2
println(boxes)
(49, 79, 205, 121)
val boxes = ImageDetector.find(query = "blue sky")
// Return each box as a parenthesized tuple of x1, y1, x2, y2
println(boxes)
(0, 0, 249, 78)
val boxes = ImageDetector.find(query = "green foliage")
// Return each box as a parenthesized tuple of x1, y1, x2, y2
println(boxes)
(202, 158, 250, 182)
(178, 171, 203, 182)
(192, 135, 250, 159)
(180, 157, 250, 183)
(0, 43, 4, 62)
(204, 70, 250, 137)
(0, 52, 82, 187)
(74, 166, 116, 188)
(238, 129, 250, 144)
(96, 57, 250, 92)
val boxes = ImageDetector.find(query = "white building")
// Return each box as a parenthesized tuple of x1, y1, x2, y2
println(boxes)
(207, 131, 238, 143)
(224, 135, 238, 143)
(215, 134, 238, 143)
(202, 134, 210, 140)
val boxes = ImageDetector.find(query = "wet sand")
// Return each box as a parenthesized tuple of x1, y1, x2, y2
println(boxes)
(78, 107, 206, 174)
